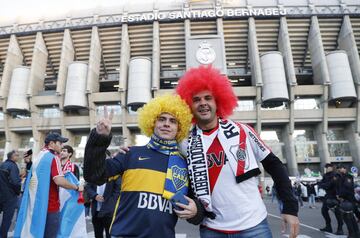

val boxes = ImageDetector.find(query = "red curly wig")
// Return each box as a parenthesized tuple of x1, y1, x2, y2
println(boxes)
(176, 65, 237, 120)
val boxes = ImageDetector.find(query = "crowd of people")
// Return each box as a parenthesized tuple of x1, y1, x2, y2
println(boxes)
(269, 163, 360, 238)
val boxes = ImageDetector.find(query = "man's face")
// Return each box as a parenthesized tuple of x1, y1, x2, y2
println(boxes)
(191, 90, 217, 126)
(339, 167, 346, 174)
(325, 166, 333, 173)
(24, 155, 31, 163)
(60, 148, 70, 160)
(12, 151, 20, 162)
(49, 141, 63, 153)
(154, 113, 179, 140)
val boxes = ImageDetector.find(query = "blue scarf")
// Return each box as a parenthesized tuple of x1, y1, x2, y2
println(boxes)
(147, 134, 188, 200)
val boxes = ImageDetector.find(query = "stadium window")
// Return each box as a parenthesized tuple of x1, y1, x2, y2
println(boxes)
(327, 128, 351, 157)
(234, 99, 255, 111)
(39, 106, 60, 118)
(294, 98, 320, 110)
(293, 128, 319, 160)
(96, 104, 121, 117)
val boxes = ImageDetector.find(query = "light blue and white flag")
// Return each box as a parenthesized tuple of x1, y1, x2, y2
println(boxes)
(14, 149, 54, 238)
(58, 171, 87, 238)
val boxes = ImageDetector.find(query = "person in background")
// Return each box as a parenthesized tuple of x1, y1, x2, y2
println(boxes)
(335, 164, 359, 238)
(60, 145, 80, 180)
(0, 150, 21, 238)
(20, 149, 33, 180)
(301, 181, 316, 208)
(14, 132, 84, 238)
(293, 182, 303, 208)
(85, 150, 121, 238)
(317, 163, 343, 235)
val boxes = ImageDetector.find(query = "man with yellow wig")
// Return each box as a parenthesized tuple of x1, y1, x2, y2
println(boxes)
(83, 94, 202, 238)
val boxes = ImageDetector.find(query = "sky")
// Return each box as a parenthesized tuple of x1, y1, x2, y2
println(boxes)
(0, 0, 154, 26)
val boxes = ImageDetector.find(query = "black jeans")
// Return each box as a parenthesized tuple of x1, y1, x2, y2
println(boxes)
(0, 197, 18, 238)
(92, 211, 112, 238)
(321, 200, 343, 230)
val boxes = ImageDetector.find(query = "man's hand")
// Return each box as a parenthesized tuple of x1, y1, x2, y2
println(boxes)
(96, 106, 114, 136)
(174, 196, 197, 219)
(281, 214, 300, 238)
(77, 184, 84, 192)
(117, 146, 130, 155)
(95, 195, 105, 202)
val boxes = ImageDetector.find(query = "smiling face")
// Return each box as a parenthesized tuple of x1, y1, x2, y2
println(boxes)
(191, 90, 218, 130)
(153, 113, 179, 140)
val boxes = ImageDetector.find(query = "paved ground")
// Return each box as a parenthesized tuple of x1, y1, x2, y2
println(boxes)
(2, 196, 356, 237)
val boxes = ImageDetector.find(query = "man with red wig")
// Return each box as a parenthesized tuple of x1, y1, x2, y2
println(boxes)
(176, 66, 299, 238)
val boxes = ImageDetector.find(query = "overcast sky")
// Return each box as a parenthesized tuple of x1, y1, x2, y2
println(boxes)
(0, 0, 155, 26)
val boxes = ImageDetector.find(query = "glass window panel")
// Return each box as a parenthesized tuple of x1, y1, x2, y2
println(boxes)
(328, 143, 351, 157)
(294, 98, 320, 110)
(261, 102, 288, 110)
(40, 107, 60, 118)
(0, 112, 4, 120)
(295, 143, 319, 158)
(12, 112, 31, 119)
(20, 136, 34, 148)
(293, 129, 315, 141)
(96, 105, 121, 117)
(234, 100, 255, 111)
(260, 131, 280, 142)
(74, 135, 88, 148)
(110, 135, 124, 147)
(327, 128, 346, 141)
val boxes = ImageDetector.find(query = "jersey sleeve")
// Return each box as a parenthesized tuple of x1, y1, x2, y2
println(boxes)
(242, 124, 271, 161)
(105, 152, 129, 179)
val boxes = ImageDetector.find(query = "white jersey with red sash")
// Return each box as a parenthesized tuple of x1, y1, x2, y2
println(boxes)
(186, 119, 271, 232)
(62, 159, 76, 174)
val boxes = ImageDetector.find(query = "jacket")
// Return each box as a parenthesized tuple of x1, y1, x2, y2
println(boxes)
(85, 177, 121, 218)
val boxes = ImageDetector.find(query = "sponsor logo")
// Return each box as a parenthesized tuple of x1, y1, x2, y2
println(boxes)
(207, 151, 228, 168)
(138, 157, 151, 161)
(137, 192, 173, 214)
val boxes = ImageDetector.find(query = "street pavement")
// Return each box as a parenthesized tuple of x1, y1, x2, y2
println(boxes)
(2, 196, 355, 237)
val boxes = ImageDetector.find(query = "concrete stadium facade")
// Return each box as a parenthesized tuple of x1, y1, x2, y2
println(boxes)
(0, 0, 360, 176)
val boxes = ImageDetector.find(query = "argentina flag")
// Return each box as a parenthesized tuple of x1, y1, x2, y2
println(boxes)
(14, 149, 53, 238)
(58, 171, 87, 238)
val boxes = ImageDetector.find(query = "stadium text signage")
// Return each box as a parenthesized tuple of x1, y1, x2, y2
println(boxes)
(120, 8, 286, 22)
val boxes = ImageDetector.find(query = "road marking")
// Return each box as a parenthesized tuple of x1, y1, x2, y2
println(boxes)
(176, 234, 187, 238)
(282, 235, 312, 238)
(268, 213, 321, 231)
(268, 213, 348, 238)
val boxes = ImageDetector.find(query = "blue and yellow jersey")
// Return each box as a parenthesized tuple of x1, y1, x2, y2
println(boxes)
(105, 146, 178, 238)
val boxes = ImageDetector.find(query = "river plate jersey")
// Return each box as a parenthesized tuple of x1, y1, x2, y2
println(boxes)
(203, 123, 269, 232)
(105, 146, 177, 238)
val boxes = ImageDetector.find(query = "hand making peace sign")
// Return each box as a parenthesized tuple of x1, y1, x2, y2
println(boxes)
(96, 106, 114, 136)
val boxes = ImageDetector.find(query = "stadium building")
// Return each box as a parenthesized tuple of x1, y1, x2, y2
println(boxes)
(0, 0, 359, 176)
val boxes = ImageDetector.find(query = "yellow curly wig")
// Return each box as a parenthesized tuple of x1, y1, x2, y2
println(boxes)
(138, 94, 192, 142)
